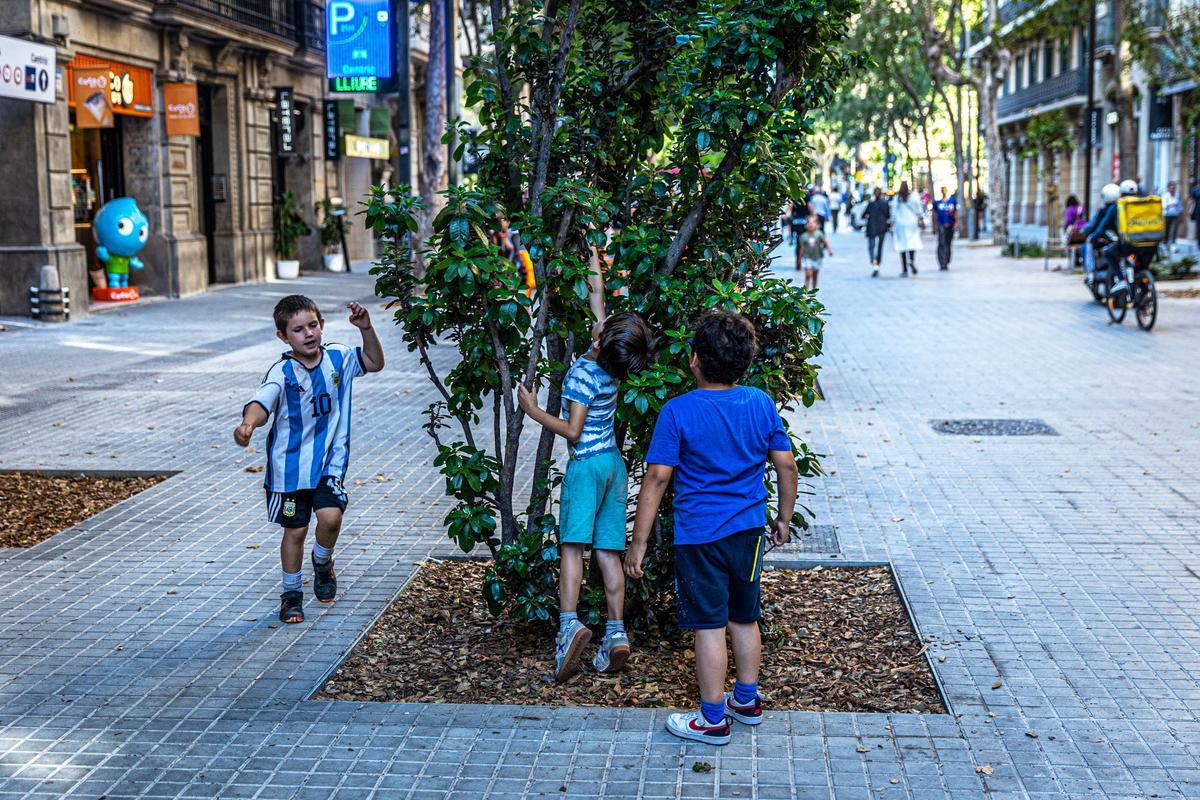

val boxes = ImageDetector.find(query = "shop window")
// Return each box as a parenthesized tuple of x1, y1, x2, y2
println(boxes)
(70, 112, 126, 267)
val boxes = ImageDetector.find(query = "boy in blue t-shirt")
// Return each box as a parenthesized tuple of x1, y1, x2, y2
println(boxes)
(625, 310, 799, 745)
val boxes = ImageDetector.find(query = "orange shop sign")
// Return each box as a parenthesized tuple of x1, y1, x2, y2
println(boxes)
(67, 55, 153, 118)
(163, 82, 199, 137)
(73, 67, 113, 129)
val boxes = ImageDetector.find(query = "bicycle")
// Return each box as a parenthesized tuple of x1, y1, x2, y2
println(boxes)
(1105, 245, 1158, 331)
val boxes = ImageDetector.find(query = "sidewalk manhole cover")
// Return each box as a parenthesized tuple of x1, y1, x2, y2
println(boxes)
(932, 418, 1057, 436)
(772, 524, 840, 554)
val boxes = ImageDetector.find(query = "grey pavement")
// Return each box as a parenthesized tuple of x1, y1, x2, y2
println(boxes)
(0, 231, 1196, 798)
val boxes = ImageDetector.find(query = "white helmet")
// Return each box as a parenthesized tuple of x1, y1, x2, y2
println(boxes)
(1101, 183, 1121, 204)
(1119, 179, 1139, 196)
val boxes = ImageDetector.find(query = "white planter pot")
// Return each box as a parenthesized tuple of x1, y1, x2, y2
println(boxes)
(276, 259, 301, 280)
(323, 253, 345, 272)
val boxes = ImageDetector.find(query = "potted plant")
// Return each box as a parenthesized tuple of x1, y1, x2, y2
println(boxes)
(317, 197, 346, 272)
(273, 191, 311, 280)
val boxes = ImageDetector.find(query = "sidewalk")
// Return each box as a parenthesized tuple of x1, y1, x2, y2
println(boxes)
(0, 239, 1198, 798)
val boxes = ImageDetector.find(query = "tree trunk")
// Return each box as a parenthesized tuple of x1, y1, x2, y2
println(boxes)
(937, 84, 967, 237)
(415, 0, 449, 279)
(975, 53, 1009, 245)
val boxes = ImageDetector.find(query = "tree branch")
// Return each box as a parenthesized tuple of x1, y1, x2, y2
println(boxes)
(416, 336, 477, 450)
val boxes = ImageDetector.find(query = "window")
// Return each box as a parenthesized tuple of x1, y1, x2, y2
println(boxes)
(1044, 42, 1054, 79)
(1029, 47, 1038, 85)
(1016, 53, 1024, 90)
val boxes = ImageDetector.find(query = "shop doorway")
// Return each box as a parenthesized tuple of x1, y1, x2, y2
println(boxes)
(70, 113, 125, 276)
(197, 84, 217, 285)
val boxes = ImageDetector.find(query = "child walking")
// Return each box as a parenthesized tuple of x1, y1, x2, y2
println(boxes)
(235, 295, 385, 623)
(625, 310, 798, 745)
(517, 248, 655, 683)
(797, 215, 832, 290)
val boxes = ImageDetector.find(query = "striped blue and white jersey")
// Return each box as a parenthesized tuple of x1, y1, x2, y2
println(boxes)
(560, 355, 618, 459)
(247, 343, 366, 492)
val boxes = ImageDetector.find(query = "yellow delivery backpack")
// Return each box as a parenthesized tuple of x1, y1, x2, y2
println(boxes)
(1117, 196, 1164, 245)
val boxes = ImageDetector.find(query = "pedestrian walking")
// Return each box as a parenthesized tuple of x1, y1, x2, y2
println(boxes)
(933, 187, 957, 271)
(797, 215, 832, 291)
(892, 182, 924, 276)
(234, 296, 386, 624)
(788, 202, 807, 246)
(864, 187, 890, 278)
(829, 187, 843, 232)
(1161, 182, 1182, 250)
(809, 188, 830, 233)
(973, 192, 988, 237)
(1190, 183, 1200, 252)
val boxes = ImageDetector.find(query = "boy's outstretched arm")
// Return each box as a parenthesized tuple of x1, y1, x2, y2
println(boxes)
(234, 402, 269, 447)
(348, 301, 385, 372)
(517, 390, 588, 444)
(768, 448, 799, 546)
(625, 463, 674, 578)
(587, 243, 607, 327)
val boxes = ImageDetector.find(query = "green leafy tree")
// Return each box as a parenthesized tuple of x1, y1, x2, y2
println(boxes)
(366, 0, 857, 626)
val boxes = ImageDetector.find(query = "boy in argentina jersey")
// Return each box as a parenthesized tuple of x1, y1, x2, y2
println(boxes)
(234, 295, 384, 624)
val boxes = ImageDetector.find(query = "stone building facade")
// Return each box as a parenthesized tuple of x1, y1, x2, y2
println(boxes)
(0, 0, 347, 316)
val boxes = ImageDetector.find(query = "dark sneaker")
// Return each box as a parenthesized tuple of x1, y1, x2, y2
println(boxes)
(312, 553, 337, 603)
(666, 710, 731, 745)
(724, 691, 764, 725)
(279, 590, 304, 624)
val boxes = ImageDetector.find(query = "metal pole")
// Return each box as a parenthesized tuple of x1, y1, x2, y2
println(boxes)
(395, 0, 412, 186)
(1083, 0, 1098, 213)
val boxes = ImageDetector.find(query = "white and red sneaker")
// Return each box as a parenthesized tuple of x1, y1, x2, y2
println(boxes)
(724, 691, 763, 725)
(665, 710, 732, 745)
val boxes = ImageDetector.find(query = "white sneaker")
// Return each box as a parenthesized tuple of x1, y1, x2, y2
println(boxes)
(665, 710, 731, 745)
(724, 691, 764, 725)
(554, 621, 591, 684)
(592, 630, 631, 673)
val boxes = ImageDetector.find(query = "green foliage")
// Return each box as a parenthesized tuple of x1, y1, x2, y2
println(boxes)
(1127, 2, 1200, 141)
(369, 0, 853, 628)
(1151, 253, 1197, 281)
(273, 192, 311, 260)
(316, 197, 346, 250)
(1020, 110, 1075, 159)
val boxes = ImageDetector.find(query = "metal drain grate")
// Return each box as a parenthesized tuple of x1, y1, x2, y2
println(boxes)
(772, 524, 840, 554)
(931, 418, 1058, 436)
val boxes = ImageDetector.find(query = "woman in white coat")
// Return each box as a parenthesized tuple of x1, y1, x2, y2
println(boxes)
(891, 181, 925, 276)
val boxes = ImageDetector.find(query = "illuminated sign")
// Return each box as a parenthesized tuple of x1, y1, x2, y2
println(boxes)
(277, 87, 296, 155)
(344, 134, 390, 160)
(326, 0, 397, 93)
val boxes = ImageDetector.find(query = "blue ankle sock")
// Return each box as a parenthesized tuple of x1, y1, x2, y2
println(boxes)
(282, 568, 302, 593)
(700, 698, 726, 725)
(312, 542, 333, 565)
(605, 620, 625, 637)
(734, 680, 758, 704)
(559, 611, 578, 633)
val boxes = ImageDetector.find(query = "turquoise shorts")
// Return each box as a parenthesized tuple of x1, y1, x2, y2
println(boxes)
(559, 449, 628, 551)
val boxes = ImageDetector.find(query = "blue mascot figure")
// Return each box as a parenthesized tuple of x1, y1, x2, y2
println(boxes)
(93, 198, 148, 289)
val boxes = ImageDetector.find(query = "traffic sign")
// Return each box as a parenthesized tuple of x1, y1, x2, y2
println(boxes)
(0, 34, 54, 104)
(326, 0, 398, 94)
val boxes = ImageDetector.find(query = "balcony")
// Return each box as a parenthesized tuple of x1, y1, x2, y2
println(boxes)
(164, 0, 297, 42)
(295, 0, 326, 52)
(997, 0, 1037, 25)
(998, 66, 1086, 119)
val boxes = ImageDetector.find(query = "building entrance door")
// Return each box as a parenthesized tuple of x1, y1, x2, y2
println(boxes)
(197, 84, 217, 285)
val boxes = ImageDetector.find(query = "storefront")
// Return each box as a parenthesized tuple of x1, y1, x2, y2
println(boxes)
(66, 54, 156, 299)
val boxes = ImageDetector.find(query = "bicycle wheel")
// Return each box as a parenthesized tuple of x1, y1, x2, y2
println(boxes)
(1135, 271, 1157, 331)
(1106, 271, 1127, 324)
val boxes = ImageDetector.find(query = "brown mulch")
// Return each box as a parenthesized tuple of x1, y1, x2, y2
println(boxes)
(1161, 287, 1200, 299)
(316, 560, 945, 713)
(0, 472, 167, 548)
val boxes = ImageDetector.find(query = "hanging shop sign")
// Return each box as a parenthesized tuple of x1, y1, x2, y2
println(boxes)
(163, 82, 200, 137)
(323, 99, 341, 159)
(1149, 87, 1173, 141)
(73, 66, 114, 129)
(326, 0, 399, 93)
(1111, 153, 1120, 182)
(344, 134, 390, 159)
(1088, 107, 1103, 148)
(66, 55, 153, 117)
(0, 34, 54, 104)
(276, 87, 296, 155)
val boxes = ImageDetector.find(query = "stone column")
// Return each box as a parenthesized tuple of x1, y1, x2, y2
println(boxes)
(1034, 150, 1046, 226)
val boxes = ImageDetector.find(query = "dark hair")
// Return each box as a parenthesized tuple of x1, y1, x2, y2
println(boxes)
(898, 181, 910, 200)
(873, 187, 882, 199)
(273, 294, 322, 332)
(1065, 194, 1080, 207)
(692, 310, 756, 385)
(596, 312, 655, 381)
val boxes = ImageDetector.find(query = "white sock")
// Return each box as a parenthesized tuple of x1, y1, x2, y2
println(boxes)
(312, 542, 333, 565)
(282, 568, 302, 592)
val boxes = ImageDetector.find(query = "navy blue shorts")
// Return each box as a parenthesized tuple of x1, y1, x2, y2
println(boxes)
(675, 528, 765, 629)
(265, 476, 348, 529)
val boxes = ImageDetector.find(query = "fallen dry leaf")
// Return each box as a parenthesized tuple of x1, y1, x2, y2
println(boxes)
(244, 465, 264, 473)
(992, 681, 1002, 689)
(0, 473, 166, 548)
(856, 746, 870, 753)
(1026, 731, 1038, 738)
(975, 765, 994, 776)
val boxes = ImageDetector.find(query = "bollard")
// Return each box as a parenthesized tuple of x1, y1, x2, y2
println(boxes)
(30, 265, 70, 322)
